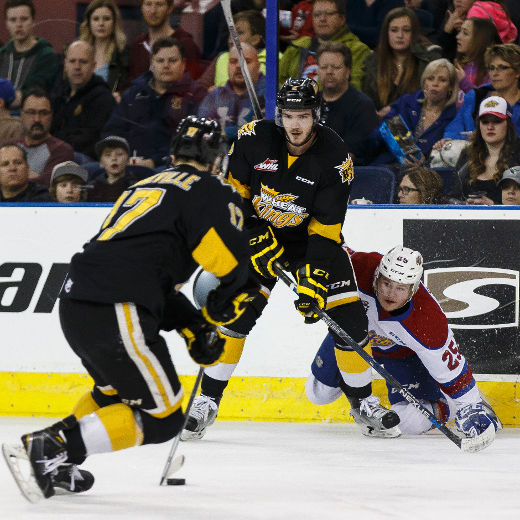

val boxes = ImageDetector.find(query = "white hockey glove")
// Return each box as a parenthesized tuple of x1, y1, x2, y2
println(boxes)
(455, 403, 499, 438)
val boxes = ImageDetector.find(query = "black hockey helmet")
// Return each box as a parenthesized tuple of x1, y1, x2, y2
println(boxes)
(275, 77, 321, 126)
(170, 116, 227, 166)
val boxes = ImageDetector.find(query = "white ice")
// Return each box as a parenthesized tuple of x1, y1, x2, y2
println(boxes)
(1, 417, 519, 520)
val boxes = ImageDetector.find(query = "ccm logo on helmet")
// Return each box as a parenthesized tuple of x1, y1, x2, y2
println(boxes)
(424, 267, 519, 329)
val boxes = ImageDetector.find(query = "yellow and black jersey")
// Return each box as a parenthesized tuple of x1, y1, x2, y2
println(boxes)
(227, 119, 353, 267)
(61, 165, 249, 320)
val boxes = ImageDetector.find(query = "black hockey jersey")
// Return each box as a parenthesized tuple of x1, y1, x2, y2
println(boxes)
(61, 165, 249, 320)
(227, 119, 353, 267)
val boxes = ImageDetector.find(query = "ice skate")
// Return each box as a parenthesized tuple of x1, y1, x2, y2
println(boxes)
(181, 395, 219, 440)
(350, 395, 401, 438)
(52, 464, 94, 494)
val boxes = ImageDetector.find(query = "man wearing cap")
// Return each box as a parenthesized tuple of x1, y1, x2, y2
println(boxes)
(88, 136, 138, 202)
(0, 143, 50, 202)
(0, 78, 23, 143)
(49, 161, 88, 203)
(500, 166, 520, 205)
(10, 88, 74, 187)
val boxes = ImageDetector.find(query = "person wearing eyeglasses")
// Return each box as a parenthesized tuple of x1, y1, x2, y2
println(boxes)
(7, 87, 74, 187)
(279, 0, 372, 91)
(435, 43, 520, 149)
(397, 166, 447, 204)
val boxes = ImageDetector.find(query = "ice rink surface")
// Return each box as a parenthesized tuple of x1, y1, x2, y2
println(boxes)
(1, 417, 519, 520)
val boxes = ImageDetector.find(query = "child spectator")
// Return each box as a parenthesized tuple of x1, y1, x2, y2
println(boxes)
(0, 78, 23, 143)
(499, 165, 520, 204)
(0, 0, 58, 109)
(88, 136, 137, 202)
(49, 161, 88, 203)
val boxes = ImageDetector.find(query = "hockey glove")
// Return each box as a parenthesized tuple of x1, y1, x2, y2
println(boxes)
(248, 219, 286, 279)
(179, 321, 225, 366)
(294, 265, 329, 324)
(455, 403, 499, 438)
(202, 287, 257, 326)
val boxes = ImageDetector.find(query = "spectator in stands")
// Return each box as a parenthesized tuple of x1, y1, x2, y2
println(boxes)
(129, 0, 201, 80)
(199, 10, 267, 90)
(51, 40, 116, 161)
(432, 0, 474, 62)
(0, 0, 58, 109)
(438, 43, 520, 144)
(0, 143, 50, 202)
(449, 96, 520, 204)
(499, 165, 520, 204)
(317, 42, 378, 164)
(455, 18, 501, 93)
(347, 0, 404, 49)
(397, 166, 447, 203)
(102, 37, 207, 169)
(370, 58, 459, 165)
(88, 135, 139, 202)
(467, 0, 517, 43)
(13, 88, 74, 187)
(198, 44, 264, 141)
(280, 0, 315, 44)
(79, 0, 129, 96)
(0, 78, 23, 143)
(279, 0, 372, 91)
(362, 7, 442, 118)
(49, 161, 88, 203)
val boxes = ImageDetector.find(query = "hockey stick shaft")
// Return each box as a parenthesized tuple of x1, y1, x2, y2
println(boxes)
(272, 262, 465, 450)
(220, 0, 263, 120)
(159, 367, 204, 485)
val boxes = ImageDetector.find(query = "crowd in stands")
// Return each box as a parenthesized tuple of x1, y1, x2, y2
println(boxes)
(1, 0, 520, 205)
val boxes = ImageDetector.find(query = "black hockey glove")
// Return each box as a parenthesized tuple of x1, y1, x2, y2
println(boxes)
(248, 218, 286, 279)
(294, 265, 329, 324)
(202, 287, 257, 326)
(179, 321, 225, 366)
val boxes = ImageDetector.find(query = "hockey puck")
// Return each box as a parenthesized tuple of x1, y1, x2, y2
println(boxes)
(167, 478, 186, 486)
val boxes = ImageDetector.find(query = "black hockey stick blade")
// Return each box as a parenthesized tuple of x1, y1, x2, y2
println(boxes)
(272, 262, 495, 453)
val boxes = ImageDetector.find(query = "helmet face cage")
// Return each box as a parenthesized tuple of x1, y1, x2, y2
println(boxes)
(373, 246, 424, 301)
(275, 77, 321, 127)
(171, 116, 225, 165)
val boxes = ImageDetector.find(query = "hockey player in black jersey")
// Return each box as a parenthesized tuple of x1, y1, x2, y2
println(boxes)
(2, 116, 256, 503)
(182, 78, 401, 440)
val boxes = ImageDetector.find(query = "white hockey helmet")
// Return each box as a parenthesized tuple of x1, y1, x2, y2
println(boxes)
(374, 246, 424, 298)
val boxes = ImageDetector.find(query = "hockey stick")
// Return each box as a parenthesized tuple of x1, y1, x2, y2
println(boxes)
(273, 262, 495, 453)
(159, 367, 204, 485)
(220, 0, 263, 120)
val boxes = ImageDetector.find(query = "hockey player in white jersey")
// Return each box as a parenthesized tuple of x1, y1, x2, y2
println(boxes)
(306, 246, 501, 439)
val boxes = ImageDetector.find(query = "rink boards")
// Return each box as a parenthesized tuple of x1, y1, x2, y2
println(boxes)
(0, 204, 519, 425)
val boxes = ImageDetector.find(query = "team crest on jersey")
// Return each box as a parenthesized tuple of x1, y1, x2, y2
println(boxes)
(254, 159, 278, 172)
(335, 155, 354, 184)
(252, 183, 309, 228)
(237, 120, 258, 139)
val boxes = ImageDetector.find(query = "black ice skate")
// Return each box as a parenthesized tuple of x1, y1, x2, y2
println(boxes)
(181, 395, 219, 440)
(350, 395, 401, 438)
(53, 463, 94, 494)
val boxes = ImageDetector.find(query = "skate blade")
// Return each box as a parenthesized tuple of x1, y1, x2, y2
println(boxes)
(180, 428, 206, 441)
(361, 425, 402, 439)
(2, 443, 44, 504)
(460, 424, 495, 453)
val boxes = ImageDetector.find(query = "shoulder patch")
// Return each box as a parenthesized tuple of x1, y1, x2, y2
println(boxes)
(237, 120, 259, 139)
(334, 155, 354, 184)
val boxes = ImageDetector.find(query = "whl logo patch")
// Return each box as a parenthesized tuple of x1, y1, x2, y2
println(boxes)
(424, 267, 519, 329)
(254, 159, 278, 172)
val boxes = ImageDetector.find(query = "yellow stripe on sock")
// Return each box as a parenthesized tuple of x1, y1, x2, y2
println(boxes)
(72, 391, 100, 419)
(220, 335, 246, 364)
(335, 342, 372, 374)
(95, 403, 144, 451)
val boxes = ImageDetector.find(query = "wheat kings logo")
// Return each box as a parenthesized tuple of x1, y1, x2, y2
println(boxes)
(335, 155, 354, 184)
(424, 267, 519, 329)
(252, 183, 309, 228)
(237, 120, 258, 139)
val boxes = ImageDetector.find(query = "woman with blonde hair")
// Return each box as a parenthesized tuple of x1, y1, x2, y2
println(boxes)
(362, 7, 442, 118)
(79, 0, 129, 94)
(369, 58, 459, 165)
(397, 167, 447, 204)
